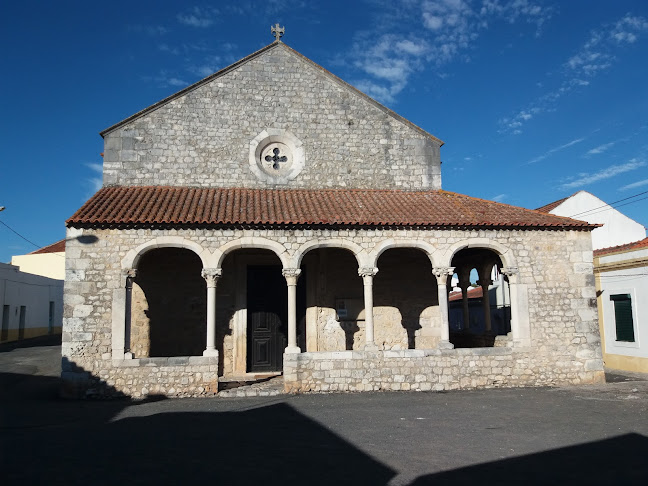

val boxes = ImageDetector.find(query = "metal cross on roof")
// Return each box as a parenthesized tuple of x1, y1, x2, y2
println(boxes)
(271, 23, 285, 42)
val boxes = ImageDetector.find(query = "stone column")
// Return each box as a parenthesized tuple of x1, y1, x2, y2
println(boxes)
(457, 266, 471, 331)
(477, 263, 495, 333)
(201, 268, 222, 357)
(358, 267, 379, 350)
(433, 266, 455, 349)
(501, 267, 522, 345)
(123, 268, 137, 358)
(283, 268, 302, 354)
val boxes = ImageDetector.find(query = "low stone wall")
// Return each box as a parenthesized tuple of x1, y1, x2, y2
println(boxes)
(61, 355, 220, 399)
(283, 349, 605, 393)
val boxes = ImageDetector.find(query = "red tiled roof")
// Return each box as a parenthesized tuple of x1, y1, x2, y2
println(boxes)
(594, 237, 648, 257)
(535, 196, 569, 213)
(30, 239, 66, 254)
(449, 286, 483, 302)
(66, 186, 597, 229)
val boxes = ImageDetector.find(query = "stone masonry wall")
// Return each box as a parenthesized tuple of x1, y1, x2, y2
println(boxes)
(62, 225, 604, 397)
(284, 348, 604, 393)
(102, 44, 441, 191)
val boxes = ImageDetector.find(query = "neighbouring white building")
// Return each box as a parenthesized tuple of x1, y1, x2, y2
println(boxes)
(538, 192, 648, 373)
(0, 262, 63, 343)
(536, 190, 646, 250)
(11, 239, 66, 280)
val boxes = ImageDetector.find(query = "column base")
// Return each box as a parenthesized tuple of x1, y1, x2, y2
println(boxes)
(362, 343, 379, 351)
(284, 345, 302, 354)
(438, 340, 455, 350)
(203, 348, 219, 357)
(124, 352, 134, 359)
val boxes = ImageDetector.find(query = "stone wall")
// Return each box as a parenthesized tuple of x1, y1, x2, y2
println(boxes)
(62, 225, 604, 397)
(102, 44, 441, 191)
(284, 348, 604, 393)
(61, 356, 219, 399)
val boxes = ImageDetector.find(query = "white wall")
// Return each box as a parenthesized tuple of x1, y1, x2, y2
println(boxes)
(11, 252, 65, 280)
(0, 262, 63, 342)
(549, 191, 646, 250)
(598, 249, 648, 360)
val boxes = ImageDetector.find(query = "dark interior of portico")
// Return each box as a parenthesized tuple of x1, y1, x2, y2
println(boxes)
(449, 248, 511, 348)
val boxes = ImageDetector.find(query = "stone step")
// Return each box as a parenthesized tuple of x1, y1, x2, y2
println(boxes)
(218, 376, 286, 398)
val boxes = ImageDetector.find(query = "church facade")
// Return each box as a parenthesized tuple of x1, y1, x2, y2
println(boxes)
(62, 40, 604, 398)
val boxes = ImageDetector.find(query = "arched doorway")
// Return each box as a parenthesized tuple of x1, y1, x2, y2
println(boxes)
(130, 248, 205, 357)
(449, 248, 511, 348)
(374, 248, 436, 349)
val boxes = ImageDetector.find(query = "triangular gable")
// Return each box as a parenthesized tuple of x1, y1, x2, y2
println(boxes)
(100, 41, 443, 145)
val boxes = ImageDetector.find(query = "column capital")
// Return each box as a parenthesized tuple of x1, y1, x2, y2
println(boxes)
(201, 268, 222, 287)
(476, 279, 493, 288)
(500, 266, 519, 277)
(122, 268, 137, 279)
(358, 267, 379, 278)
(282, 268, 301, 285)
(432, 266, 454, 284)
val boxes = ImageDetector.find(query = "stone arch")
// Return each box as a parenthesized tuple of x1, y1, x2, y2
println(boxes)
(441, 238, 517, 269)
(216, 237, 290, 268)
(368, 238, 438, 268)
(293, 239, 366, 268)
(122, 236, 209, 270)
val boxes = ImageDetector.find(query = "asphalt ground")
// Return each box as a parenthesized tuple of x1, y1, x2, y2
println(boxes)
(1, 337, 647, 485)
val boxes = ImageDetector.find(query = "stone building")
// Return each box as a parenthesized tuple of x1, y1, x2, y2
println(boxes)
(62, 37, 604, 398)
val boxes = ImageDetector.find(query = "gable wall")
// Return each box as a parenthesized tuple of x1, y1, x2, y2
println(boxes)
(102, 45, 441, 190)
(550, 192, 646, 250)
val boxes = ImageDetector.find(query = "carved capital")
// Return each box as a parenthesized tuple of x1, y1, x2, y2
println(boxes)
(358, 267, 379, 278)
(201, 268, 222, 287)
(476, 279, 493, 288)
(282, 268, 302, 285)
(500, 266, 519, 277)
(122, 268, 137, 279)
(432, 266, 454, 281)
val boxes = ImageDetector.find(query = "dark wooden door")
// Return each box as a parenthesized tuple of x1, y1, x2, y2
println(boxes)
(247, 266, 287, 372)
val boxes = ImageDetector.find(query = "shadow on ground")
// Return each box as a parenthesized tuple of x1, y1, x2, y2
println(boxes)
(0, 334, 62, 353)
(412, 433, 648, 485)
(1, 373, 396, 485)
(2, 372, 647, 485)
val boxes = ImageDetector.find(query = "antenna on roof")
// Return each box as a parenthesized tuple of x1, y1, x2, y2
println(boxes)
(271, 23, 285, 42)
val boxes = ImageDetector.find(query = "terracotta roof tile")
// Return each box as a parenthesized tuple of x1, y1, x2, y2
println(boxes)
(449, 286, 483, 302)
(66, 186, 596, 230)
(30, 239, 66, 254)
(535, 196, 569, 213)
(594, 237, 648, 257)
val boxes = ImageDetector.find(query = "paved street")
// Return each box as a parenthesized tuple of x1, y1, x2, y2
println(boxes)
(1, 337, 647, 485)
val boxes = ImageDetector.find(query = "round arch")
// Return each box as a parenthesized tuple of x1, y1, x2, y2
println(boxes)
(215, 237, 290, 268)
(368, 238, 438, 268)
(441, 238, 517, 269)
(292, 239, 366, 268)
(121, 237, 209, 270)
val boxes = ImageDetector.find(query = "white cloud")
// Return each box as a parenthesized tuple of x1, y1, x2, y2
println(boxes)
(349, 0, 552, 105)
(491, 193, 507, 202)
(142, 71, 189, 88)
(167, 78, 188, 87)
(560, 159, 647, 190)
(585, 142, 615, 156)
(177, 7, 218, 28)
(85, 162, 103, 192)
(619, 178, 648, 191)
(526, 137, 585, 164)
(501, 13, 648, 134)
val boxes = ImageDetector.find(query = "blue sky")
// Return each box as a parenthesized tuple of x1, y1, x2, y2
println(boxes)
(1, 0, 647, 262)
